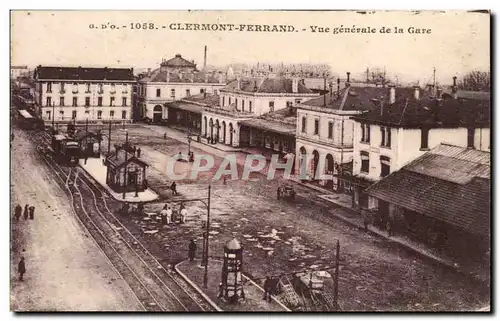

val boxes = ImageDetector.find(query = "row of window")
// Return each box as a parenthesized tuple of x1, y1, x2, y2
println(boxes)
(45, 82, 128, 93)
(301, 117, 335, 139)
(360, 124, 392, 148)
(45, 110, 127, 120)
(155, 88, 211, 99)
(221, 96, 255, 112)
(360, 152, 391, 177)
(45, 96, 127, 107)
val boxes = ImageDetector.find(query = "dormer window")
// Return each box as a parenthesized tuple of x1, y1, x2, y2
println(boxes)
(361, 124, 370, 143)
(380, 126, 391, 148)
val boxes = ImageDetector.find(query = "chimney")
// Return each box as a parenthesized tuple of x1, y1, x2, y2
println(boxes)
(346, 72, 351, 87)
(205, 73, 209, 83)
(413, 85, 420, 100)
(218, 71, 224, 84)
(203, 45, 207, 70)
(452, 76, 458, 99)
(292, 78, 298, 93)
(147, 68, 152, 76)
(436, 87, 443, 99)
(379, 99, 385, 116)
(236, 76, 241, 90)
(389, 85, 396, 104)
(329, 82, 334, 102)
(166, 70, 170, 83)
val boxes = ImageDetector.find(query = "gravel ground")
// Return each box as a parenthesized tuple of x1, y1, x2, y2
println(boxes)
(82, 124, 489, 312)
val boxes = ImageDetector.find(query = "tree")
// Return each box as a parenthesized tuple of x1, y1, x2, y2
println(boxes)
(458, 70, 490, 92)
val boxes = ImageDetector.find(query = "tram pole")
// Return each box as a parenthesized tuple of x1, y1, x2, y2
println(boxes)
(333, 239, 340, 310)
(52, 102, 55, 130)
(123, 130, 128, 199)
(107, 121, 112, 155)
(203, 184, 211, 289)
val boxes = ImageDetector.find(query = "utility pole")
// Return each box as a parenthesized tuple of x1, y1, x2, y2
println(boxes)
(333, 240, 340, 310)
(107, 121, 112, 155)
(323, 74, 327, 107)
(52, 102, 55, 130)
(123, 130, 128, 199)
(203, 184, 211, 289)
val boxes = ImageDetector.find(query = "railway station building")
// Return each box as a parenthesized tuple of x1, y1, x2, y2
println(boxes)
(136, 53, 227, 123)
(34, 65, 136, 124)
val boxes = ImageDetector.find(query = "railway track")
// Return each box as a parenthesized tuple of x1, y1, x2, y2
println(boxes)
(25, 130, 213, 312)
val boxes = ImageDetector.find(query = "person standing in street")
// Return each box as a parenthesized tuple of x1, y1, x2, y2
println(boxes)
(137, 147, 141, 158)
(23, 204, 29, 220)
(14, 204, 22, 222)
(170, 181, 178, 196)
(180, 204, 188, 224)
(188, 240, 196, 261)
(263, 276, 272, 302)
(29, 206, 35, 220)
(18, 257, 26, 281)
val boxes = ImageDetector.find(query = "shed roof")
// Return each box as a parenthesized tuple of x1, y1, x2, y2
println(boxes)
(366, 144, 490, 236)
(35, 66, 135, 81)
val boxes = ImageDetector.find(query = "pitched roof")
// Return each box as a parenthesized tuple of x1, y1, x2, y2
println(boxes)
(366, 144, 490, 236)
(301, 85, 421, 112)
(240, 118, 296, 135)
(35, 66, 135, 81)
(163, 54, 197, 68)
(139, 70, 223, 83)
(350, 92, 490, 128)
(106, 149, 148, 168)
(223, 77, 314, 94)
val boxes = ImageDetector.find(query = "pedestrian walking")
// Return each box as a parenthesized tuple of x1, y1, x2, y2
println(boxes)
(263, 276, 272, 302)
(164, 133, 167, 140)
(29, 206, 35, 220)
(23, 204, 29, 220)
(170, 181, 178, 196)
(137, 147, 141, 158)
(160, 205, 170, 225)
(188, 240, 196, 261)
(14, 204, 22, 222)
(18, 257, 26, 281)
(277, 187, 281, 200)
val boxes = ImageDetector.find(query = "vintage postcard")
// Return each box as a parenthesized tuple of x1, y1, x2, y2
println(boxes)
(10, 10, 491, 312)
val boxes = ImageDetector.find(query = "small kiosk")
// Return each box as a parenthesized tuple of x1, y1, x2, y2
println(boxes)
(220, 238, 245, 303)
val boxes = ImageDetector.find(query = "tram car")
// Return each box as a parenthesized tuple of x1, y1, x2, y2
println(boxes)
(50, 134, 80, 166)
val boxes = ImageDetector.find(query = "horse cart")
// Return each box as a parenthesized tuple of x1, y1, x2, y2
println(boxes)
(278, 184, 296, 201)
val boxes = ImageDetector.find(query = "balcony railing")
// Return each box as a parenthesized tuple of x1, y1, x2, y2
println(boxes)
(110, 90, 116, 94)
(98, 90, 104, 94)
(72, 90, 79, 94)
(59, 90, 66, 94)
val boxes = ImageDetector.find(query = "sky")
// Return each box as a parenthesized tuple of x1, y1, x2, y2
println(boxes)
(10, 10, 490, 85)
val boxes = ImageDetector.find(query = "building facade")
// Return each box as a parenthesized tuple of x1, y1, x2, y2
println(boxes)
(34, 66, 135, 123)
(11, 65, 29, 79)
(295, 74, 391, 192)
(136, 54, 227, 122)
(220, 77, 319, 116)
(350, 83, 491, 210)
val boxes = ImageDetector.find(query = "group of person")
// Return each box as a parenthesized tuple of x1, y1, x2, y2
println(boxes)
(159, 202, 188, 224)
(14, 204, 35, 222)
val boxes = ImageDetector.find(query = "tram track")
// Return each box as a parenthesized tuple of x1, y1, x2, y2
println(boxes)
(25, 130, 213, 312)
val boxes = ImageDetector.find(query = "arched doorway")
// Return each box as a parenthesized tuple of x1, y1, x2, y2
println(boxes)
(222, 121, 227, 144)
(209, 118, 214, 138)
(203, 116, 207, 137)
(299, 146, 307, 177)
(312, 150, 320, 180)
(153, 105, 163, 123)
(326, 154, 334, 188)
(215, 119, 220, 142)
(229, 123, 234, 146)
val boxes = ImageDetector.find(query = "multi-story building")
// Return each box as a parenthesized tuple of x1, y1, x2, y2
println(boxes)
(11, 65, 29, 79)
(349, 80, 490, 210)
(136, 54, 227, 122)
(219, 77, 319, 116)
(295, 73, 396, 192)
(34, 66, 135, 123)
